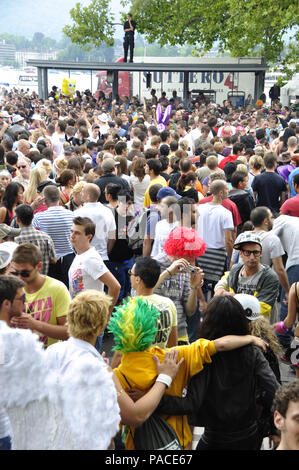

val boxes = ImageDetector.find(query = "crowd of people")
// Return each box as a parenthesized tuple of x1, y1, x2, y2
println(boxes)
(0, 83, 298, 451)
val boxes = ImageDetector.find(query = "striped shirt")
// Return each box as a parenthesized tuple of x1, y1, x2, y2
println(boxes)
(15, 226, 57, 275)
(32, 206, 74, 259)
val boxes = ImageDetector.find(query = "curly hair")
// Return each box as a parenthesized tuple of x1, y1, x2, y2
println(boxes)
(272, 380, 299, 417)
(67, 290, 112, 341)
(249, 317, 282, 357)
(163, 226, 206, 259)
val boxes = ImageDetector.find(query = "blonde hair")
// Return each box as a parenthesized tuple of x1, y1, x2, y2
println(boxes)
(236, 156, 248, 166)
(36, 158, 52, 176)
(236, 163, 249, 175)
(54, 157, 68, 173)
(214, 142, 224, 154)
(70, 180, 86, 198)
(179, 140, 189, 152)
(249, 317, 282, 357)
(254, 146, 265, 158)
(67, 290, 112, 341)
(249, 155, 265, 171)
(31, 129, 44, 144)
(24, 167, 47, 203)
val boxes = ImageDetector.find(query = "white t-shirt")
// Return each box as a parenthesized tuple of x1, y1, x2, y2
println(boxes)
(254, 230, 285, 266)
(196, 203, 234, 249)
(273, 215, 299, 271)
(68, 247, 108, 298)
(151, 219, 179, 257)
(74, 202, 116, 260)
(99, 124, 110, 136)
(120, 174, 131, 185)
(129, 174, 151, 211)
(51, 132, 66, 157)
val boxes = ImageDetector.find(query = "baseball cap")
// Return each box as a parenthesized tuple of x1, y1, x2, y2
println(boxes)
(157, 187, 182, 200)
(233, 232, 262, 250)
(13, 114, 25, 124)
(98, 113, 108, 123)
(0, 224, 21, 239)
(234, 294, 261, 321)
(101, 158, 120, 173)
(0, 242, 19, 270)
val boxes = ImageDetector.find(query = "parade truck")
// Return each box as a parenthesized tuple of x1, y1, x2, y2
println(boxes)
(95, 57, 263, 106)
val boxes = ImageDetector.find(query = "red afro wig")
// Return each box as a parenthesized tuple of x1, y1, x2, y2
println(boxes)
(163, 226, 206, 258)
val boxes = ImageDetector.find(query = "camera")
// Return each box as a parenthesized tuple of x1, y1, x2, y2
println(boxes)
(179, 264, 197, 274)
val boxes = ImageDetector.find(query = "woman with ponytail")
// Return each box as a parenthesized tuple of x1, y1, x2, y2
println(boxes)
(176, 172, 199, 203)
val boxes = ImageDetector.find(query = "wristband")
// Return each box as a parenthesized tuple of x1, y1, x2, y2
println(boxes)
(274, 321, 289, 335)
(156, 374, 173, 388)
(166, 268, 172, 276)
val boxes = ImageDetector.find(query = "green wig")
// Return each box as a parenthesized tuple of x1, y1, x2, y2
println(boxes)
(107, 296, 160, 353)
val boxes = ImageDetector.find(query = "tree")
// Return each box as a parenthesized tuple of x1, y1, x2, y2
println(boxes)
(62, 0, 299, 72)
(125, 0, 299, 64)
(63, 0, 116, 48)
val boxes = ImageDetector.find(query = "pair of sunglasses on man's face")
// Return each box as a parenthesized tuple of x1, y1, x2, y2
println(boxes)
(10, 268, 34, 278)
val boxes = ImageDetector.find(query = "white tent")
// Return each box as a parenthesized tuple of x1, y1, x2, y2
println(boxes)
(280, 74, 299, 106)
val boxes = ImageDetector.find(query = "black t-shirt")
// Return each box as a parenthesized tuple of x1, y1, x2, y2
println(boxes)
(228, 189, 255, 225)
(124, 20, 136, 37)
(251, 171, 287, 213)
(108, 209, 134, 262)
(94, 174, 130, 203)
(176, 187, 199, 203)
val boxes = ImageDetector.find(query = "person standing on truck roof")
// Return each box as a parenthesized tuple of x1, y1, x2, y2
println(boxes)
(123, 13, 136, 63)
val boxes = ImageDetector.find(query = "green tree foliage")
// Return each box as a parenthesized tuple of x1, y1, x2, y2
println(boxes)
(125, 0, 298, 64)
(63, 0, 116, 48)
(61, 0, 298, 70)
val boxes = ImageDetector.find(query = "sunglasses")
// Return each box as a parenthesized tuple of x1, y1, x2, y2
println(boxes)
(10, 269, 34, 278)
(17, 165, 27, 169)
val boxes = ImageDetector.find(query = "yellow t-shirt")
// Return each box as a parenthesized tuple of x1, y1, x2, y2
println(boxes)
(143, 175, 167, 207)
(25, 276, 71, 347)
(113, 338, 216, 450)
(145, 294, 177, 349)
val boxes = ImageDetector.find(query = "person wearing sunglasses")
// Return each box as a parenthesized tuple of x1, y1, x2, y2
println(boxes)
(214, 232, 279, 318)
(13, 157, 31, 191)
(9, 243, 70, 348)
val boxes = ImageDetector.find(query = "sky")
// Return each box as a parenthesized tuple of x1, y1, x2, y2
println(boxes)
(0, 0, 124, 39)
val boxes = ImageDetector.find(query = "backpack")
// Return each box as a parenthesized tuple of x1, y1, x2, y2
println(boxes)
(133, 413, 182, 450)
(127, 207, 151, 250)
(120, 372, 182, 450)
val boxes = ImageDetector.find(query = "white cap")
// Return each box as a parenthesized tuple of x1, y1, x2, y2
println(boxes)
(234, 294, 261, 321)
(0, 242, 18, 269)
(13, 114, 24, 124)
(98, 113, 108, 123)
